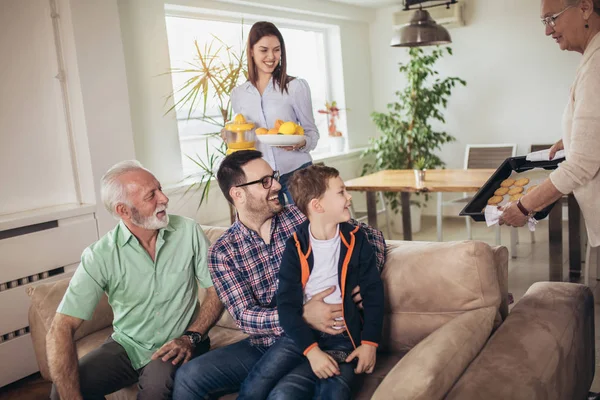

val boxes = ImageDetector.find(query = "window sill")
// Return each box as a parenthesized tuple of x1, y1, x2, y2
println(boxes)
(165, 147, 367, 193)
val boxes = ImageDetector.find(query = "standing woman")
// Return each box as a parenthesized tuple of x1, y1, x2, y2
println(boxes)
(231, 21, 320, 205)
(501, 0, 600, 250)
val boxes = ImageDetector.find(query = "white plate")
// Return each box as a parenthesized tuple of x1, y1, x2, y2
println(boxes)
(256, 135, 305, 147)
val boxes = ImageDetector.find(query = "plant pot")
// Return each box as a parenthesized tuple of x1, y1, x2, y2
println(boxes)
(390, 204, 421, 234)
(414, 169, 426, 187)
(329, 136, 345, 154)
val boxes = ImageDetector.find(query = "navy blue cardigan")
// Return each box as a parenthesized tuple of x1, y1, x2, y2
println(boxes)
(276, 221, 384, 354)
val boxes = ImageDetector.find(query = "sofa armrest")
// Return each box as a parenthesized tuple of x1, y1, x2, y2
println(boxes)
(372, 306, 496, 400)
(446, 282, 595, 400)
(27, 278, 114, 380)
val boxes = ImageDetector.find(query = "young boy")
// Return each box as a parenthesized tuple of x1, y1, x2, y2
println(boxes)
(237, 164, 384, 400)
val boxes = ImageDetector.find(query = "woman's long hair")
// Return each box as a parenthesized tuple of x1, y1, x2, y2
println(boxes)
(247, 21, 294, 93)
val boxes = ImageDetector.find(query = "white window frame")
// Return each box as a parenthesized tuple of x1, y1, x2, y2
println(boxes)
(164, 5, 344, 175)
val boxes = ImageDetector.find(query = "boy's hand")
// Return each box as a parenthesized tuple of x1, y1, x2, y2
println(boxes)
(346, 345, 377, 374)
(306, 347, 340, 379)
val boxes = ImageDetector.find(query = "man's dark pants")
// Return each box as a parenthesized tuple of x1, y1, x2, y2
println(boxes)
(50, 336, 209, 400)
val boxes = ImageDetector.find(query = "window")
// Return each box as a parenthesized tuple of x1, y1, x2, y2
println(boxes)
(165, 15, 336, 174)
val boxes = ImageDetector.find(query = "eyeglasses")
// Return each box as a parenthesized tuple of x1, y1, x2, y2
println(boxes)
(541, 5, 574, 28)
(236, 171, 280, 189)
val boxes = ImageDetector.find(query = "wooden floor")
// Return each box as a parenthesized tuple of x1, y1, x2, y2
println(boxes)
(1, 216, 599, 399)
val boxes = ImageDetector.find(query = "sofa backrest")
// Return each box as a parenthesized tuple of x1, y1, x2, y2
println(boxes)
(381, 240, 506, 353)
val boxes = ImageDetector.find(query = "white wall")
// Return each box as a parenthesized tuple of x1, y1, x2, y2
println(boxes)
(370, 0, 581, 215)
(64, 0, 137, 234)
(0, 1, 77, 215)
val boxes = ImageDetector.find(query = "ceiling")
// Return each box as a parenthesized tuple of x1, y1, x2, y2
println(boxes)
(327, 0, 399, 8)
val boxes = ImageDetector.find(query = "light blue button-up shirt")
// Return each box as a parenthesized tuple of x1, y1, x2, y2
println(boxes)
(231, 78, 320, 175)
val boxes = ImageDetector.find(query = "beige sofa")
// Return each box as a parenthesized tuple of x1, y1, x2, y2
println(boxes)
(28, 226, 595, 399)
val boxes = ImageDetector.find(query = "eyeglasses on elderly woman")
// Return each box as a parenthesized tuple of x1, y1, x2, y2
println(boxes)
(541, 4, 575, 27)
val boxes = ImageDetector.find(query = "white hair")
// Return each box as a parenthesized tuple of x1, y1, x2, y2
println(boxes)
(100, 160, 149, 218)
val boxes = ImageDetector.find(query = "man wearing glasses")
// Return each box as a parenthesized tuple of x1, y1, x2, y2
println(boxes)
(173, 150, 386, 399)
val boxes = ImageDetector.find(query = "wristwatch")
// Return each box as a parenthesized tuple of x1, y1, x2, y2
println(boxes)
(516, 199, 534, 217)
(183, 331, 206, 348)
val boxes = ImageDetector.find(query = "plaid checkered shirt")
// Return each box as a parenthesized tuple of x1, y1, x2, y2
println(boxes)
(208, 205, 386, 347)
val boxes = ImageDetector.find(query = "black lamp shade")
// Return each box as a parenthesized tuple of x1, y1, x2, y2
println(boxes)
(391, 9, 452, 47)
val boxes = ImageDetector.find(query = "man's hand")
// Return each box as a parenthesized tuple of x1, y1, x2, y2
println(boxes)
(306, 347, 340, 379)
(303, 287, 345, 335)
(151, 336, 194, 365)
(351, 285, 363, 310)
(346, 345, 377, 374)
(549, 139, 564, 160)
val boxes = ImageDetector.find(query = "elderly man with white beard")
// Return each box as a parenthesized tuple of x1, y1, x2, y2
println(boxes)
(46, 160, 222, 400)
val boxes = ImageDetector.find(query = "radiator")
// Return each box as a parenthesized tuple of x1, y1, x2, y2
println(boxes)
(0, 206, 98, 387)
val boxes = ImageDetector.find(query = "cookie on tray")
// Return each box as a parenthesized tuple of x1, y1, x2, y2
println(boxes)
(508, 187, 524, 195)
(514, 178, 530, 187)
(510, 193, 524, 202)
(494, 187, 509, 196)
(500, 178, 515, 187)
(487, 195, 503, 205)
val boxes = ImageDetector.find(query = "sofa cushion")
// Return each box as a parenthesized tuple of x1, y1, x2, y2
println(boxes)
(372, 306, 496, 400)
(75, 326, 113, 358)
(381, 240, 501, 352)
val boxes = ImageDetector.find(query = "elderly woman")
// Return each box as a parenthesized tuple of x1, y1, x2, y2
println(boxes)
(501, 0, 600, 249)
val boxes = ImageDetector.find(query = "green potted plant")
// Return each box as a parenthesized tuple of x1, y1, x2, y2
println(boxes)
(362, 46, 466, 233)
(166, 31, 247, 212)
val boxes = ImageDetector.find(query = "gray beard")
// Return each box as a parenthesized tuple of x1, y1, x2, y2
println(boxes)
(130, 207, 169, 230)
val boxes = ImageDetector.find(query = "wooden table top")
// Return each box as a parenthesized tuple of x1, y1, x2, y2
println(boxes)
(345, 169, 496, 193)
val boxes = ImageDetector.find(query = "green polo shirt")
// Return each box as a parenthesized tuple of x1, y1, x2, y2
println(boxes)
(57, 215, 213, 369)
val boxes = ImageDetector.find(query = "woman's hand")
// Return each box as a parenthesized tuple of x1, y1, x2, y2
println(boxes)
(499, 201, 529, 227)
(280, 138, 306, 152)
(549, 139, 564, 160)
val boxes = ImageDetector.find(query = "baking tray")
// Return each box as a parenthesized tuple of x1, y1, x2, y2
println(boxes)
(460, 156, 565, 222)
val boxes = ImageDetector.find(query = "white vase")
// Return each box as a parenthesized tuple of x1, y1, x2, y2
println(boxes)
(329, 136, 345, 154)
(390, 204, 422, 234)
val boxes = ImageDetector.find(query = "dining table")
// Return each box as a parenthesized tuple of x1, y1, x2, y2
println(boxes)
(345, 169, 583, 281)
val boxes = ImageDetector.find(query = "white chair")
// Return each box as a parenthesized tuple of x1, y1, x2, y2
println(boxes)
(350, 192, 393, 240)
(438, 144, 517, 251)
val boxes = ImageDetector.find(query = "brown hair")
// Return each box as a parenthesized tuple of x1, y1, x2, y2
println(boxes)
(288, 164, 340, 216)
(217, 150, 263, 204)
(246, 21, 294, 93)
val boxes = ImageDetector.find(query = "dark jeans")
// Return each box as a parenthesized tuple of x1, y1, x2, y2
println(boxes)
(173, 338, 269, 400)
(239, 333, 355, 400)
(50, 336, 209, 400)
(278, 162, 312, 205)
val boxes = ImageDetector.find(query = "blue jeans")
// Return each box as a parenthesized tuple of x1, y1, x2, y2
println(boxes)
(173, 339, 269, 400)
(278, 162, 312, 205)
(239, 333, 355, 400)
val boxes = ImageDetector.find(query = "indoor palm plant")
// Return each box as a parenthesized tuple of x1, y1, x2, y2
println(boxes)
(166, 31, 247, 210)
(362, 46, 466, 222)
